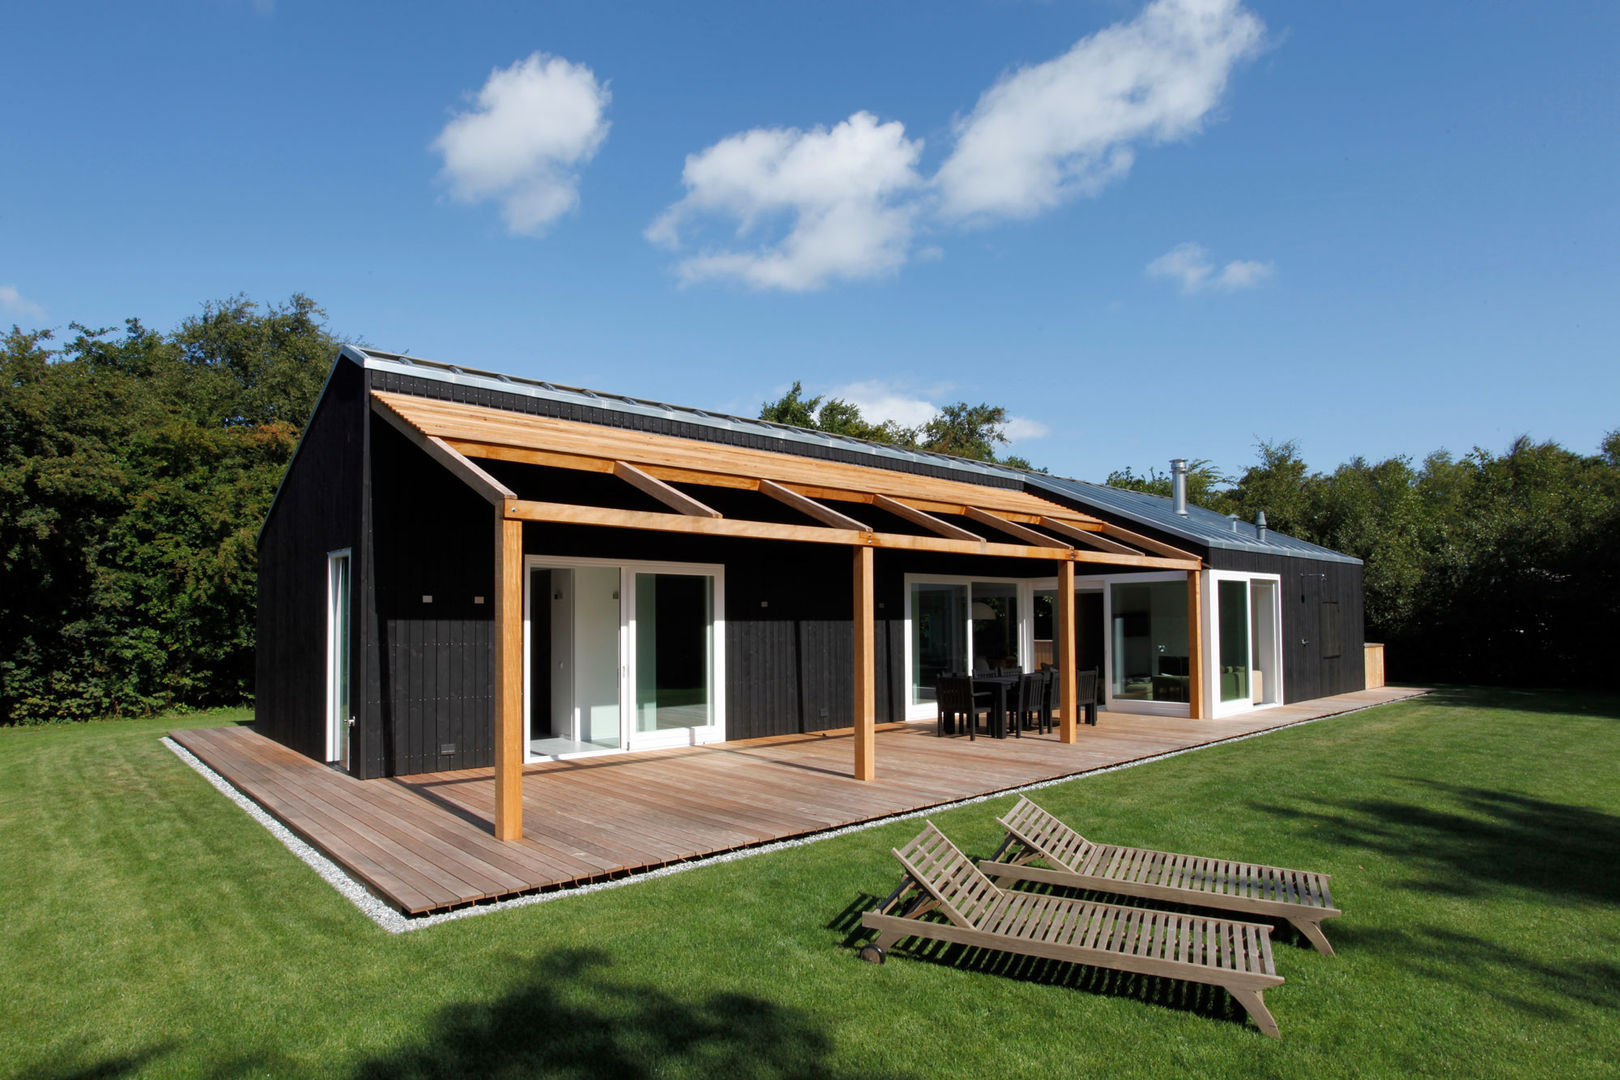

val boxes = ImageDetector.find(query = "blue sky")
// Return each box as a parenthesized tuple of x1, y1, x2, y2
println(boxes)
(4, 1, 1617, 482)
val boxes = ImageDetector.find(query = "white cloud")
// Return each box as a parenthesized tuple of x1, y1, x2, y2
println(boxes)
(829, 380, 942, 429)
(829, 381, 1051, 448)
(646, 111, 924, 291)
(1003, 416, 1052, 442)
(0, 285, 45, 320)
(936, 0, 1265, 221)
(433, 53, 610, 236)
(1146, 242, 1272, 293)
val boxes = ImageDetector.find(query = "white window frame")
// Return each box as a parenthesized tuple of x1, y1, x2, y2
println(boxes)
(1095, 571, 1194, 718)
(1205, 570, 1284, 718)
(902, 569, 1205, 721)
(902, 573, 1036, 720)
(522, 554, 726, 760)
(324, 548, 352, 767)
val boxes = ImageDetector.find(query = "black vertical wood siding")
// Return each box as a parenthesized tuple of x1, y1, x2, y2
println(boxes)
(255, 356, 366, 762)
(1207, 549, 1365, 702)
(361, 417, 495, 778)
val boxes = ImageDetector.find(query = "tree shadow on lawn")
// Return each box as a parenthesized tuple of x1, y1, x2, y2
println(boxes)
(24, 1045, 174, 1080)
(349, 947, 911, 1080)
(1345, 923, 1620, 1022)
(1249, 781, 1620, 907)
(1414, 685, 1620, 719)
(832, 894, 1257, 1034)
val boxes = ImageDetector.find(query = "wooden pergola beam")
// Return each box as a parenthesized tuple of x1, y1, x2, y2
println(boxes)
(439, 434, 1106, 528)
(963, 506, 1071, 549)
(501, 498, 1197, 567)
(758, 478, 870, 531)
(371, 398, 516, 505)
(873, 495, 984, 542)
(853, 545, 875, 781)
(379, 391, 1104, 525)
(1039, 516, 1144, 557)
(1099, 521, 1199, 562)
(613, 460, 720, 518)
(493, 511, 524, 840)
(1057, 559, 1078, 744)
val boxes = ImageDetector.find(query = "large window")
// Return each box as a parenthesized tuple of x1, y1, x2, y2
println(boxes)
(634, 573, 714, 733)
(910, 582, 968, 704)
(908, 579, 1025, 706)
(1218, 579, 1251, 703)
(970, 582, 1019, 673)
(1109, 580, 1189, 704)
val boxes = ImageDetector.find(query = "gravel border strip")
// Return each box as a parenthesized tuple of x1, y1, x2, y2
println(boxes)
(163, 690, 1422, 934)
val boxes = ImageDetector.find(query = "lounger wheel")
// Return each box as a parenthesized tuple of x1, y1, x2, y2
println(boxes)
(857, 944, 886, 964)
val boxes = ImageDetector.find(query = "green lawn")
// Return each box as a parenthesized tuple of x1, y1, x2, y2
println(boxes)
(3, 689, 1617, 1079)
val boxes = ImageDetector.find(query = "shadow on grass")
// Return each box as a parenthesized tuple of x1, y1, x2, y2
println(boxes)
(1412, 685, 1620, 719)
(348, 947, 910, 1080)
(24, 1044, 174, 1080)
(836, 895, 1259, 1034)
(1347, 923, 1620, 1020)
(876, 935, 1257, 1033)
(1251, 780, 1620, 906)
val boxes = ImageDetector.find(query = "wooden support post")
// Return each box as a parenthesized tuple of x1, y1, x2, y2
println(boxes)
(493, 508, 524, 840)
(1187, 568, 1205, 720)
(1057, 558, 1078, 744)
(853, 544, 876, 781)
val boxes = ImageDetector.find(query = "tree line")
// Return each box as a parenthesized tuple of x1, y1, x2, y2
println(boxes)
(1, 297, 336, 723)
(1105, 439, 1620, 685)
(759, 382, 1039, 469)
(2, 298, 1613, 723)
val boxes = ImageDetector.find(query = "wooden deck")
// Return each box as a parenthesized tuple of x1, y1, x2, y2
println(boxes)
(171, 686, 1424, 916)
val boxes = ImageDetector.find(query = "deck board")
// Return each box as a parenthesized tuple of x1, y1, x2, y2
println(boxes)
(171, 686, 1425, 916)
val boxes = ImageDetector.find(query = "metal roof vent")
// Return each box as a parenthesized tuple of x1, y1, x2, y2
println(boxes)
(1228, 513, 1241, 533)
(1256, 510, 1268, 542)
(1170, 458, 1189, 516)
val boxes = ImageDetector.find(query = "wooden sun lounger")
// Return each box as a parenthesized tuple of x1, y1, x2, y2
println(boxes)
(977, 796, 1343, 956)
(860, 822, 1285, 1038)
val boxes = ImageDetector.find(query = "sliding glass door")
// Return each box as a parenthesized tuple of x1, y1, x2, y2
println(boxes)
(631, 572, 716, 748)
(906, 577, 1026, 713)
(525, 557, 723, 759)
(910, 582, 968, 708)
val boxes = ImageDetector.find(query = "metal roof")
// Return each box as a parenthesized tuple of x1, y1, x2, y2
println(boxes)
(352, 347, 1021, 485)
(344, 346, 1360, 565)
(1024, 475, 1361, 565)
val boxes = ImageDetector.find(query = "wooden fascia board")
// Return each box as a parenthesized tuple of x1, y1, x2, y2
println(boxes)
(376, 390, 1099, 524)
(1097, 521, 1201, 562)
(757, 478, 870, 530)
(962, 506, 1071, 549)
(872, 495, 984, 542)
(612, 460, 721, 518)
(370, 397, 516, 505)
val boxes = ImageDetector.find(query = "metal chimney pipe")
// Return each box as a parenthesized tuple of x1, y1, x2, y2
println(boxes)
(1170, 458, 1188, 515)
(1255, 510, 1268, 542)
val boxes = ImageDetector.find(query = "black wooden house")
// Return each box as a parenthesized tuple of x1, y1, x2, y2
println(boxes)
(257, 347, 1365, 840)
